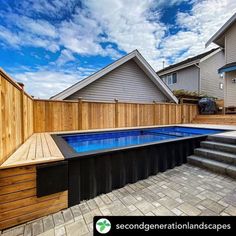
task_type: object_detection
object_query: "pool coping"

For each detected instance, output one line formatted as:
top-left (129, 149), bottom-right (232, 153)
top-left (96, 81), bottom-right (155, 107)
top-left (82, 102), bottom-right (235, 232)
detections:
top-left (51, 125), bottom-right (228, 160)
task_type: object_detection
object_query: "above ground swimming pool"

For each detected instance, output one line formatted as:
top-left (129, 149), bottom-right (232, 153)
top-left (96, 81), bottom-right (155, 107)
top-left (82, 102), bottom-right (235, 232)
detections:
top-left (55, 126), bottom-right (223, 157)
top-left (38, 126), bottom-right (225, 206)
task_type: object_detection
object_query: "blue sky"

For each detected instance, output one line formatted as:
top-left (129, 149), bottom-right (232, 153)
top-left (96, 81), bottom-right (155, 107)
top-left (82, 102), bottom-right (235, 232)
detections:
top-left (0, 0), bottom-right (236, 98)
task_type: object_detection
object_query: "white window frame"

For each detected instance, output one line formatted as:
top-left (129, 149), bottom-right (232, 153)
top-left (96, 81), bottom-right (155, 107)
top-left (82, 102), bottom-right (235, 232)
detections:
top-left (163, 73), bottom-right (177, 85)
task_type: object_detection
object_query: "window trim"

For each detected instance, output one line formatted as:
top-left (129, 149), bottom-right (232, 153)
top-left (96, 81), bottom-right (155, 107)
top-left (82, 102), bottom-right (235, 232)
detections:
top-left (163, 73), bottom-right (177, 85)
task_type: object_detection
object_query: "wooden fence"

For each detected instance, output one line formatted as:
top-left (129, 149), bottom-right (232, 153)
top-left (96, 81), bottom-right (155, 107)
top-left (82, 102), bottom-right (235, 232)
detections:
top-left (0, 70), bottom-right (33, 165)
top-left (33, 99), bottom-right (198, 132)
top-left (0, 69), bottom-right (198, 165)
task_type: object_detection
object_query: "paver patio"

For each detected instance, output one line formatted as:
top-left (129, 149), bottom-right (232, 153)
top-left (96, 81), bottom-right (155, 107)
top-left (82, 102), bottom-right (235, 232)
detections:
top-left (1, 164), bottom-right (236, 236)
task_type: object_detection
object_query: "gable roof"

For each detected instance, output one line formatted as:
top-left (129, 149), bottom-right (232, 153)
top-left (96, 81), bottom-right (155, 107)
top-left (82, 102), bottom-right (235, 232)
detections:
top-left (51, 50), bottom-right (178, 103)
top-left (206, 13), bottom-right (236, 47)
top-left (157, 48), bottom-right (219, 75)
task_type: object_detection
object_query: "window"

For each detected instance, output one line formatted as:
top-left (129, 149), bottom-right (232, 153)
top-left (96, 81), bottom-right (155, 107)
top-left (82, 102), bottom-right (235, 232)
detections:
top-left (163, 73), bottom-right (177, 85)
top-left (219, 82), bottom-right (224, 90)
top-left (172, 73), bottom-right (177, 84)
top-left (167, 75), bottom-right (172, 84)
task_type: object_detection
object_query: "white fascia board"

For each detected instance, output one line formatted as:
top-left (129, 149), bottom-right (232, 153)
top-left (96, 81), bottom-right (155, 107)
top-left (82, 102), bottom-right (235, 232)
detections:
top-left (158, 60), bottom-right (200, 76)
top-left (199, 48), bottom-right (222, 63)
top-left (205, 13), bottom-right (236, 47)
top-left (134, 52), bottom-right (178, 104)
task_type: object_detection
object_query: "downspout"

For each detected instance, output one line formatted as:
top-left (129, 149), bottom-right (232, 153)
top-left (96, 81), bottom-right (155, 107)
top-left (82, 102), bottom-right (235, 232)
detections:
top-left (194, 63), bottom-right (200, 95)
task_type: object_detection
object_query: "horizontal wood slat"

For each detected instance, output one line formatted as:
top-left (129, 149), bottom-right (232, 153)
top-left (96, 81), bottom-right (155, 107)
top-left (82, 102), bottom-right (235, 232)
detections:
top-left (0, 173), bottom-right (35, 187)
top-left (0, 192), bottom-right (67, 219)
top-left (0, 202), bottom-right (67, 230)
top-left (0, 165), bottom-right (68, 230)
top-left (0, 180), bottom-right (36, 195)
top-left (0, 165), bottom-right (35, 178)
top-left (0, 188), bottom-right (36, 204)
top-left (0, 192), bottom-right (67, 213)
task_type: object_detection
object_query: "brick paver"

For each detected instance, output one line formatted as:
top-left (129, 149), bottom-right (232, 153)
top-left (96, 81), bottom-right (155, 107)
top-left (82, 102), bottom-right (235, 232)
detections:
top-left (1, 164), bottom-right (236, 236)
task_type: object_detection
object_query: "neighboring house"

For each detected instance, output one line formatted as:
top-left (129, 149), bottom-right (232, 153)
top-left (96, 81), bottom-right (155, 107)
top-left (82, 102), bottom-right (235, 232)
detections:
top-left (51, 50), bottom-right (178, 103)
top-left (206, 13), bottom-right (236, 107)
top-left (157, 48), bottom-right (225, 99)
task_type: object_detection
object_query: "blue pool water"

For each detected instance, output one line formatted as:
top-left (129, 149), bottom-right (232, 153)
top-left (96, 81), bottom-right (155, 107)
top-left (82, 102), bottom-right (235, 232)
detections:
top-left (62, 126), bottom-right (223, 154)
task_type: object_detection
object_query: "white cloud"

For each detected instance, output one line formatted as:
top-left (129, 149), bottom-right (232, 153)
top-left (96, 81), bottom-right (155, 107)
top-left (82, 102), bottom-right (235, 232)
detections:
top-left (59, 17), bottom-right (103, 56)
top-left (0, 26), bottom-right (21, 47)
top-left (101, 45), bottom-right (123, 60)
top-left (83, 0), bottom-right (166, 68)
top-left (6, 14), bottom-right (58, 38)
top-left (11, 64), bottom-right (100, 99)
top-left (0, 25), bottom-right (60, 52)
top-left (0, 4), bottom-right (124, 62)
top-left (58, 9), bottom-right (124, 59)
top-left (15, 0), bottom-right (78, 18)
top-left (159, 0), bottom-right (236, 66)
top-left (22, 18), bottom-right (57, 38)
top-left (55, 49), bottom-right (76, 66)
top-left (13, 70), bottom-right (82, 98)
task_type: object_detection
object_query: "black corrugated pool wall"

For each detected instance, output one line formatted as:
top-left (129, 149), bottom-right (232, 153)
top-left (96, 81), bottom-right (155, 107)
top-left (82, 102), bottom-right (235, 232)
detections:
top-left (68, 136), bottom-right (206, 207)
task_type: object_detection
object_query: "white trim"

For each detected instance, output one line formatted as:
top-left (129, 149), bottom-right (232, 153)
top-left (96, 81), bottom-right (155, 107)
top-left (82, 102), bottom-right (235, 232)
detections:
top-left (199, 48), bottom-right (222, 63)
top-left (51, 50), bottom-right (178, 103)
top-left (205, 13), bottom-right (236, 47)
top-left (162, 73), bottom-right (177, 85)
top-left (157, 59), bottom-right (199, 76)
top-left (158, 48), bottom-right (222, 77)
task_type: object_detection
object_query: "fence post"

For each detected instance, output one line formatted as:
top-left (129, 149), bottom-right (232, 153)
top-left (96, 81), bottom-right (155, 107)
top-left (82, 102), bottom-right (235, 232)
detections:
top-left (181, 104), bottom-right (185, 123)
top-left (21, 88), bottom-right (25, 142)
top-left (136, 103), bottom-right (139, 127)
top-left (114, 99), bottom-right (119, 128)
top-left (153, 101), bottom-right (157, 125)
top-left (78, 98), bottom-right (83, 130)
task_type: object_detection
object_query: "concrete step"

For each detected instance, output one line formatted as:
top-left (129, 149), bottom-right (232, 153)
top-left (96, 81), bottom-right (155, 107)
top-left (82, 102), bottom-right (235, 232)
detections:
top-left (207, 135), bottom-right (236, 145)
top-left (194, 148), bottom-right (236, 165)
top-left (187, 155), bottom-right (236, 179)
top-left (201, 141), bottom-right (236, 154)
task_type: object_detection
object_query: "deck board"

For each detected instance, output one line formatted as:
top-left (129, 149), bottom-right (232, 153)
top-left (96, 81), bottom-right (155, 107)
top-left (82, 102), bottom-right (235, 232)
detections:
top-left (0, 133), bottom-right (64, 169)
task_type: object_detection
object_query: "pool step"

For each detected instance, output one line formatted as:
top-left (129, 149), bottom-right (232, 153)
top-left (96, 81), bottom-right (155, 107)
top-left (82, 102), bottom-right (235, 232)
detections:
top-left (201, 141), bottom-right (236, 154)
top-left (207, 135), bottom-right (236, 145)
top-left (187, 135), bottom-right (236, 179)
top-left (194, 148), bottom-right (236, 165)
top-left (187, 155), bottom-right (236, 179)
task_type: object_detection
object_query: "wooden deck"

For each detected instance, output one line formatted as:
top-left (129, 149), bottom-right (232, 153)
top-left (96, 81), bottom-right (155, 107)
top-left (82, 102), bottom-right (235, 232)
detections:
top-left (0, 133), bottom-right (64, 169)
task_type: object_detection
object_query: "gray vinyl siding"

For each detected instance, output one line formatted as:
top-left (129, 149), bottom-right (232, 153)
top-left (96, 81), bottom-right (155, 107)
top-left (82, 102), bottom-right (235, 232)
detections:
top-left (160, 66), bottom-right (199, 92)
top-left (66, 59), bottom-right (169, 102)
top-left (200, 50), bottom-right (225, 99)
top-left (225, 71), bottom-right (236, 106)
top-left (225, 23), bottom-right (236, 64)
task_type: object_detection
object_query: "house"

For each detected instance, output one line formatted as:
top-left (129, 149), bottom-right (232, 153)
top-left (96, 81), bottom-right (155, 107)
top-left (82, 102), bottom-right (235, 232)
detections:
top-left (51, 50), bottom-right (178, 103)
top-left (158, 13), bottom-right (236, 109)
top-left (157, 48), bottom-right (225, 99)
top-left (206, 13), bottom-right (236, 108)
